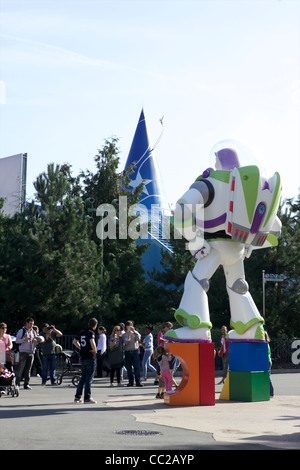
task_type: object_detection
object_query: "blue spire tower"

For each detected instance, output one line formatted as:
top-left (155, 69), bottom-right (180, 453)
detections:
top-left (124, 109), bottom-right (173, 278)
top-left (124, 109), bottom-right (169, 212)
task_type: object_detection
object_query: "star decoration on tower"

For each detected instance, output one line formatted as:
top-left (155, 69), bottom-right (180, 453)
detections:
top-left (129, 170), bottom-right (152, 195)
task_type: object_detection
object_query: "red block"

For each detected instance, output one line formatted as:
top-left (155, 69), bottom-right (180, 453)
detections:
top-left (199, 342), bottom-right (215, 405)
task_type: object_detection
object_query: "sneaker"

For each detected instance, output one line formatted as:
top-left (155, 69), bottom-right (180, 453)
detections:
top-left (136, 383), bottom-right (143, 387)
top-left (74, 397), bottom-right (83, 403)
top-left (127, 383), bottom-right (134, 387)
top-left (84, 397), bottom-right (97, 404)
top-left (24, 385), bottom-right (32, 390)
top-left (110, 383), bottom-right (114, 387)
top-left (117, 383), bottom-right (123, 387)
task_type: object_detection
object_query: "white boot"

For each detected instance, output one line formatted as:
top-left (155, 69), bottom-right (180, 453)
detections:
top-left (164, 271), bottom-right (212, 342)
top-left (227, 284), bottom-right (265, 340)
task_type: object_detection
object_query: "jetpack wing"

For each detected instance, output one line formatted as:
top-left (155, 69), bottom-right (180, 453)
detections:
top-left (225, 165), bottom-right (281, 247)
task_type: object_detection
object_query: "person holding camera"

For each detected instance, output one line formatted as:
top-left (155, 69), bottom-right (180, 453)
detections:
top-left (15, 317), bottom-right (44, 390)
top-left (123, 320), bottom-right (143, 387)
top-left (40, 323), bottom-right (63, 386)
top-left (108, 326), bottom-right (124, 386)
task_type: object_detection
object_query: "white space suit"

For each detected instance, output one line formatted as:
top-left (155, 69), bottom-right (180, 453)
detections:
top-left (164, 148), bottom-right (282, 343)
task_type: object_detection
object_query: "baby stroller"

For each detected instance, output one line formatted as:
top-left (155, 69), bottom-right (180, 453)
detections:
top-left (56, 349), bottom-right (81, 386)
top-left (0, 360), bottom-right (19, 398)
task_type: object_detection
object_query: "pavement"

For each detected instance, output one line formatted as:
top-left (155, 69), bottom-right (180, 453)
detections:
top-left (0, 370), bottom-right (299, 453)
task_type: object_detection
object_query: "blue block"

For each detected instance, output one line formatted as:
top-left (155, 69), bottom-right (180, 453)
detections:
top-left (229, 342), bottom-right (269, 372)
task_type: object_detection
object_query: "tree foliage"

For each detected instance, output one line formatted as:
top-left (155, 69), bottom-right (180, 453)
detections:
top-left (0, 138), bottom-right (149, 333)
top-left (0, 163), bottom-right (101, 332)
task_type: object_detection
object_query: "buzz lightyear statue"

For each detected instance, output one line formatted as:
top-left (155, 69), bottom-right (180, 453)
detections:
top-left (164, 144), bottom-right (282, 343)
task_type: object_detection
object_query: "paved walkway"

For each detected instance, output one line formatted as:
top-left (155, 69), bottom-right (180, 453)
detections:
top-left (0, 371), bottom-right (299, 451)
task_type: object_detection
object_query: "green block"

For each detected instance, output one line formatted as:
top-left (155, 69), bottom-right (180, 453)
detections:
top-left (229, 371), bottom-right (270, 402)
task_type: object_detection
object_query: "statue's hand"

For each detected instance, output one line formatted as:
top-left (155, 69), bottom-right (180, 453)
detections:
top-left (244, 245), bottom-right (253, 259)
top-left (190, 240), bottom-right (211, 259)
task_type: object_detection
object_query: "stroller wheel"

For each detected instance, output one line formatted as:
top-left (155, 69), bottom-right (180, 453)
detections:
top-left (56, 375), bottom-right (62, 385)
top-left (72, 375), bottom-right (81, 386)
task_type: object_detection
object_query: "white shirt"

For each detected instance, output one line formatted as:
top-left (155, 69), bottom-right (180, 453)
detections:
top-left (96, 333), bottom-right (107, 354)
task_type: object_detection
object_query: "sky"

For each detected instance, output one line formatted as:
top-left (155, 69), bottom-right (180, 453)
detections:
top-left (0, 0), bottom-right (299, 207)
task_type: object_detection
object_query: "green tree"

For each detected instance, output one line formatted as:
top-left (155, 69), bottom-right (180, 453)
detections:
top-left (261, 196), bottom-right (299, 337)
top-left (79, 138), bottom-right (149, 327)
top-left (0, 164), bottom-right (101, 332)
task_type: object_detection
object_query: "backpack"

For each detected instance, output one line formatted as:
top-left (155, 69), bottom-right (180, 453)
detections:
top-left (13, 327), bottom-right (36, 352)
top-left (13, 328), bottom-right (26, 353)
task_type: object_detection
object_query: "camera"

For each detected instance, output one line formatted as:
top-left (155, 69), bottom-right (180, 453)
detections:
top-left (47, 326), bottom-right (53, 330)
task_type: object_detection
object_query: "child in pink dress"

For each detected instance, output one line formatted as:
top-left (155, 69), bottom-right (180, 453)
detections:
top-left (156, 346), bottom-right (175, 395)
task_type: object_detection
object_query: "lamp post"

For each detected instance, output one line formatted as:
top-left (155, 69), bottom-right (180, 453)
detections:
top-left (262, 270), bottom-right (284, 318)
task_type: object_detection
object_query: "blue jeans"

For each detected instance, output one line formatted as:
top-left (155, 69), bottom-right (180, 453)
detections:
top-left (75, 358), bottom-right (96, 400)
top-left (42, 354), bottom-right (57, 384)
top-left (269, 360), bottom-right (274, 397)
top-left (16, 352), bottom-right (34, 386)
top-left (125, 350), bottom-right (141, 385)
top-left (142, 349), bottom-right (156, 378)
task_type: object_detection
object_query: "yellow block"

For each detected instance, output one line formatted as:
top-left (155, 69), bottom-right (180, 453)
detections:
top-left (219, 374), bottom-right (229, 400)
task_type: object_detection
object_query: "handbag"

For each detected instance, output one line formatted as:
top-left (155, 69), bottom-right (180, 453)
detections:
top-left (108, 337), bottom-right (124, 368)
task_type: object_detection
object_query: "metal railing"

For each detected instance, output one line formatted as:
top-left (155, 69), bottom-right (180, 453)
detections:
top-left (269, 338), bottom-right (300, 369)
top-left (56, 335), bottom-right (300, 369)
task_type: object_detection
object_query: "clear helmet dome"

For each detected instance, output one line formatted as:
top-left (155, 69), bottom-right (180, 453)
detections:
top-left (208, 139), bottom-right (268, 177)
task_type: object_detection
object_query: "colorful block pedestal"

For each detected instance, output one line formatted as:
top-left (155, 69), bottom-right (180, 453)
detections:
top-left (220, 371), bottom-right (270, 402)
top-left (164, 342), bottom-right (215, 406)
top-left (220, 341), bottom-right (270, 402)
top-left (229, 341), bottom-right (269, 372)
top-left (229, 371), bottom-right (270, 402)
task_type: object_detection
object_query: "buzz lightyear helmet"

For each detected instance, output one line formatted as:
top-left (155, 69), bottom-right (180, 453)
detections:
top-left (210, 139), bottom-right (268, 175)
top-left (215, 148), bottom-right (241, 170)
top-left (210, 140), bottom-right (243, 171)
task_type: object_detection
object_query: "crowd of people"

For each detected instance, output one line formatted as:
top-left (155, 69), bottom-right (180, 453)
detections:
top-left (72, 318), bottom-right (180, 403)
top-left (0, 318), bottom-right (274, 402)
top-left (0, 318), bottom-right (63, 393)
top-left (0, 317), bottom-right (180, 402)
